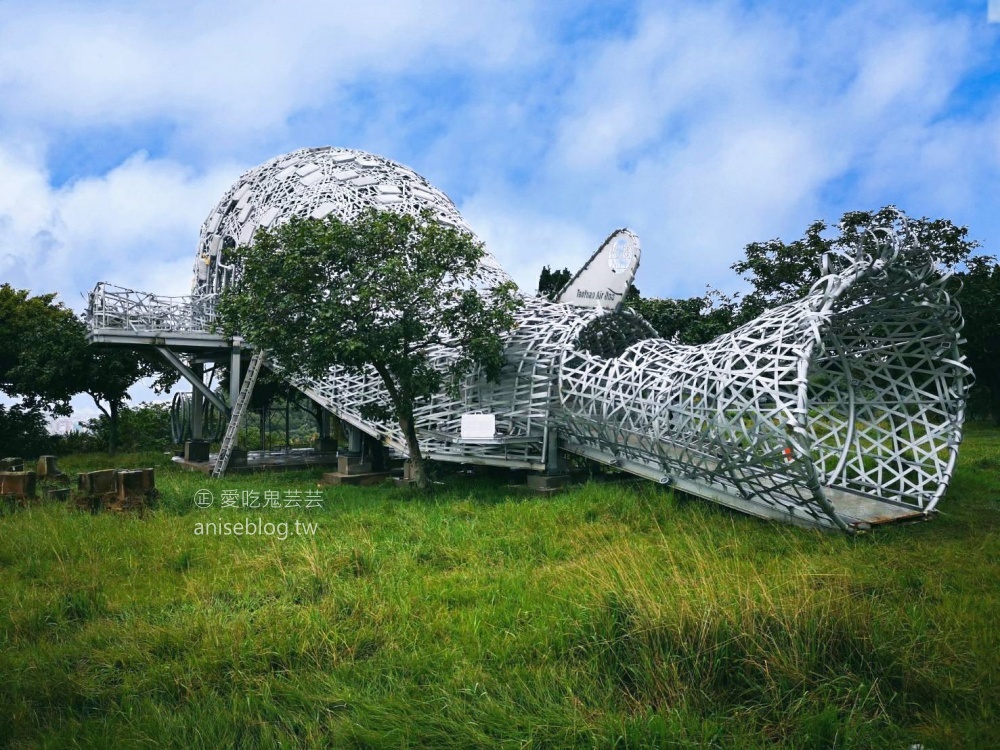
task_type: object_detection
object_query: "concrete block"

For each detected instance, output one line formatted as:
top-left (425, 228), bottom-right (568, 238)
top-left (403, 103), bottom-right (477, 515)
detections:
top-left (0, 471), bottom-right (36, 498)
top-left (338, 455), bottom-right (371, 475)
top-left (36, 455), bottom-right (62, 478)
top-left (185, 440), bottom-right (211, 462)
top-left (116, 469), bottom-right (155, 501)
top-left (78, 469), bottom-right (116, 494)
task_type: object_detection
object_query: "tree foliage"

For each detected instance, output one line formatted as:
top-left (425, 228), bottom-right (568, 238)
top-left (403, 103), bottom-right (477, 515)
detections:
top-left (956, 256), bottom-right (1000, 423)
top-left (0, 283), bottom-right (177, 453)
top-left (625, 291), bottom-right (738, 345)
top-left (81, 402), bottom-right (175, 453)
top-left (0, 404), bottom-right (52, 457)
top-left (733, 206), bottom-right (978, 322)
top-left (219, 208), bottom-right (521, 488)
top-left (79, 346), bottom-right (177, 453)
top-left (0, 284), bottom-right (81, 414)
top-left (537, 266), bottom-right (572, 300)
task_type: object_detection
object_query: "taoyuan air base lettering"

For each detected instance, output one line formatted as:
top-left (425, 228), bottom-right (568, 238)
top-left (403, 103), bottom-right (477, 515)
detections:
top-left (85, 147), bottom-right (970, 533)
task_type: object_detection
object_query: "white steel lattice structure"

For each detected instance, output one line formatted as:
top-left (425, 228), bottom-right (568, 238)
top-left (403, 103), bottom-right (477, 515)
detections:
top-left (88, 285), bottom-right (219, 333)
top-left (193, 147), bottom-right (511, 296)
top-left (86, 146), bottom-right (970, 532)
top-left (553, 235), bottom-right (970, 531)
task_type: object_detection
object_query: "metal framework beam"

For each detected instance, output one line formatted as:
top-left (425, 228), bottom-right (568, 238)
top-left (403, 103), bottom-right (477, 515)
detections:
top-left (155, 346), bottom-right (229, 416)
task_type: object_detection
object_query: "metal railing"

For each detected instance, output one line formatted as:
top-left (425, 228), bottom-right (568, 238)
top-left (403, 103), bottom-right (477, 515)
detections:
top-left (86, 282), bottom-right (219, 333)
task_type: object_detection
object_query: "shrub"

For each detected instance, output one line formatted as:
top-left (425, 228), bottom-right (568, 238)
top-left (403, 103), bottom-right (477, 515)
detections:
top-left (79, 402), bottom-right (176, 453)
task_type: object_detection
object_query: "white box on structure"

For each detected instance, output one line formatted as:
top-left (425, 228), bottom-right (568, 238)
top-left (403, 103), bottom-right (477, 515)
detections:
top-left (461, 414), bottom-right (496, 440)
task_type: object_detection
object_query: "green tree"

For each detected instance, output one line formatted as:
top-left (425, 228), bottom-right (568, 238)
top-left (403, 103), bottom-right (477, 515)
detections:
top-left (537, 265), bottom-right (572, 300)
top-left (626, 290), bottom-right (738, 345)
top-left (78, 346), bottom-right (177, 454)
top-left (82, 402), bottom-right (174, 452)
top-left (0, 404), bottom-right (52, 457)
top-left (0, 284), bottom-right (176, 454)
top-left (0, 284), bottom-right (80, 415)
top-left (956, 256), bottom-right (1000, 423)
top-left (219, 208), bottom-right (521, 489)
top-left (733, 206), bottom-right (977, 322)
top-left (14, 317), bottom-right (176, 454)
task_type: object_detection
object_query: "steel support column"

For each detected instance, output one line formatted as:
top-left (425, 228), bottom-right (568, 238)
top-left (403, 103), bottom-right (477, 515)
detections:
top-left (230, 337), bottom-right (243, 410)
top-left (191, 361), bottom-right (204, 440)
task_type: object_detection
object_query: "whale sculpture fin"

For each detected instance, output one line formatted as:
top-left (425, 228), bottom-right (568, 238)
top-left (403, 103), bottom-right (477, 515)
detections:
top-left (557, 228), bottom-right (641, 312)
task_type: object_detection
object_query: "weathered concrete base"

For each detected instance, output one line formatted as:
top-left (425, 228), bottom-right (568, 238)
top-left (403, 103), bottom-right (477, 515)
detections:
top-left (75, 468), bottom-right (156, 512)
top-left (184, 440), bottom-right (211, 462)
top-left (526, 473), bottom-right (571, 493)
top-left (338, 455), bottom-right (372, 475)
top-left (78, 469), bottom-right (116, 495)
top-left (109, 468), bottom-right (156, 511)
top-left (0, 471), bottom-right (36, 499)
top-left (323, 471), bottom-right (391, 487)
top-left (36, 455), bottom-right (63, 478)
top-left (116, 468), bottom-right (155, 499)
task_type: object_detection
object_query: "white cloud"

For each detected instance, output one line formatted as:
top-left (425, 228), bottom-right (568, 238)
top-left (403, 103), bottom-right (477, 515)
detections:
top-left (0, 0), bottom-right (541, 142)
top-left (461, 196), bottom-right (600, 293)
top-left (0, 147), bottom-right (239, 306)
top-left (457, 1), bottom-right (991, 298)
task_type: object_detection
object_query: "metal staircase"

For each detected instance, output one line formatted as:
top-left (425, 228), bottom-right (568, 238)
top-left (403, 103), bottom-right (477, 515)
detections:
top-left (212, 349), bottom-right (265, 478)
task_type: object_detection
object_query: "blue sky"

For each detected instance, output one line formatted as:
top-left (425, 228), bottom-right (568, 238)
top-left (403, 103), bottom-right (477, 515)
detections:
top-left (1, 0), bottom-right (998, 417)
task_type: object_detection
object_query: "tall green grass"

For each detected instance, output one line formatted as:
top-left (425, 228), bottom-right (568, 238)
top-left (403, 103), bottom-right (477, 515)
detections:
top-left (1, 430), bottom-right (998, 748)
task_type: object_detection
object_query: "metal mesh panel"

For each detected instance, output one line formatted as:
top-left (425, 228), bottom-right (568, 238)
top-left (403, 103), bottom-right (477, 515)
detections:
top-left (193, 146), bottom-right (511, 296)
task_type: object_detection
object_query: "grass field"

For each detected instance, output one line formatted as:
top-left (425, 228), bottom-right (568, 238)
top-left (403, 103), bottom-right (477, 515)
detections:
top-left (1, 427), bottom-right (998, 748)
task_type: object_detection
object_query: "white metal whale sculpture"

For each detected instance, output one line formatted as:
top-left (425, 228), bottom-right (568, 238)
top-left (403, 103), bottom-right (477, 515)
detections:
top-left (87, 147), bottom-right (970, 531)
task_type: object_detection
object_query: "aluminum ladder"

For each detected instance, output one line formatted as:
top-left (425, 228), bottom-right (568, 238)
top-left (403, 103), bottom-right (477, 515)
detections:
top-left (212, 349), bottom-right (265, 478)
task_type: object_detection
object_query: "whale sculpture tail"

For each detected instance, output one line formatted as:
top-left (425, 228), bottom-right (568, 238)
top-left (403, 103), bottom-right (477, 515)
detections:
top-left (555, 216), bottom-right (970, 531)
top-left (557, 229), bottom-right (641, 312)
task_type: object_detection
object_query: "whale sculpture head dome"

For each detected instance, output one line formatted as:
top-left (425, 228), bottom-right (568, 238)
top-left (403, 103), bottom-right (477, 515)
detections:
top-left (192, 146), bottom-right (513, 296)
